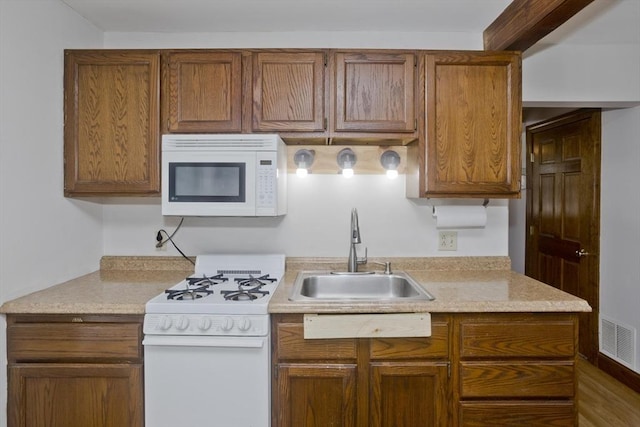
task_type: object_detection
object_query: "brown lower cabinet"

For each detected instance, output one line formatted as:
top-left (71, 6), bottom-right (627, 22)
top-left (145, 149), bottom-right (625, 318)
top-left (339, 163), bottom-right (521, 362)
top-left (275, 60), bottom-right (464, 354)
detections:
top-left (272, 313), bottom-right (451, 427)
top-left (6, 311), bottom-right (578, 426)
top-left (272, 312), bottom-right (579, 427)
top-left (6, 314), bottom-right (144, 427)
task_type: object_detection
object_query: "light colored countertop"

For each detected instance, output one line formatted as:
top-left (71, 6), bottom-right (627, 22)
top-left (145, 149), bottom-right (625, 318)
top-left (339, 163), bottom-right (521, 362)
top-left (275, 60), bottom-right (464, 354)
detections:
top-left (270, 269), bottom-right (592, 313)
top-left (0, 257), bottom-right (192, 315)
top-left (0, 256), bottom-right (591, 315)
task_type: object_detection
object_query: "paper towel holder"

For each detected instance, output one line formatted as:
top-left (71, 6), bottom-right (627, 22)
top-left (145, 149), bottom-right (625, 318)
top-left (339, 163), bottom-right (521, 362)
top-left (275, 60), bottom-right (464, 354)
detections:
top-left (431, 199), bottom-right (490, 213)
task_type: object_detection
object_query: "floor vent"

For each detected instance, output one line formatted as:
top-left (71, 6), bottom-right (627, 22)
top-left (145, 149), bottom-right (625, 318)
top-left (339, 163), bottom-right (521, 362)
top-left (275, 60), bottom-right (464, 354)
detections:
top-left (600, 315), bottom-right (636, 370)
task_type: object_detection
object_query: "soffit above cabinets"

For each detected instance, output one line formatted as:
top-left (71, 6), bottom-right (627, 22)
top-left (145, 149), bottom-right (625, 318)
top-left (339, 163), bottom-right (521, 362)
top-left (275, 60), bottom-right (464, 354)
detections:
top-left (60, 0), bottom-right (638, 46)
top-left (60, 0), bottom-right (512, 33)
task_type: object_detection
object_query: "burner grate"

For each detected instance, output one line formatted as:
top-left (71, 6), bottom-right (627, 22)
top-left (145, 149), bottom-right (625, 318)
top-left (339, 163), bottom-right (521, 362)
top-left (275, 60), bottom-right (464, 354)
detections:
top-left (235, 274), bottom-right (277, 290)
top-left (186, 274), bottom-right (228, 287)
top-left (221, 288), bottom-right (269, 301)
top-left (165, 285), bottom-right (213, 301)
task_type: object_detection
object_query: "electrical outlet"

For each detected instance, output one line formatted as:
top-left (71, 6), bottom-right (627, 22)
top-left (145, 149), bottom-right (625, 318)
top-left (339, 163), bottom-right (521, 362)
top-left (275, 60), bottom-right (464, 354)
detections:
top-left (155, 230), bottom-right (166, 251)
top-left (438, 231), bottom-right (457, 251)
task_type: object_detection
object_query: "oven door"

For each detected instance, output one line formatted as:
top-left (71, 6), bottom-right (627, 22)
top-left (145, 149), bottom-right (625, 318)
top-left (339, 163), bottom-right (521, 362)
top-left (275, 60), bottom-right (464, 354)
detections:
top-left (143, 335), bottom-right (270, 427)
top-left (161, 151), bottom-right (257, 216)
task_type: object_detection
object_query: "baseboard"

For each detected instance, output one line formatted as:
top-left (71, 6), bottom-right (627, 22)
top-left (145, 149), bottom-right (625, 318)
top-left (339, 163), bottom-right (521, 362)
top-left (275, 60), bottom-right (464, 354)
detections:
top-left (597, 352), bottom-right (640, 393)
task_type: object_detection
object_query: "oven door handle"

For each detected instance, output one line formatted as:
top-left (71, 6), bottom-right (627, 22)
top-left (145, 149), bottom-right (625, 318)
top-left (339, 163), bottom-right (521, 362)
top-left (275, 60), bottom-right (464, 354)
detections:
top-left (143, 335), bottom-right (266, 348)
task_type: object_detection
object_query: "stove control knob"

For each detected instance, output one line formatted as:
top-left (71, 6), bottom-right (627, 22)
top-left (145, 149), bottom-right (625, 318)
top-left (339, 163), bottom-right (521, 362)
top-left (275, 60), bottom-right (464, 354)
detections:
top-left (238, 317), bottom-right (252, 332)
top-left (175, 316), bottom-right (190, 331)
top-left (220, 317), bottom-right (234, 332)
top-left (158, 316), bottom-right (173, 331)
top-left (198, 317), bottom-right (212, 331)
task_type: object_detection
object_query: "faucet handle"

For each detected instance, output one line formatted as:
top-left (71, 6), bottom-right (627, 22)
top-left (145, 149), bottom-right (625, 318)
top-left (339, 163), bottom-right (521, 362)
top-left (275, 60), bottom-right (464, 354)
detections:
top-left (357, 247), bottom-right (368, 266)
top-left (373, 261), bottom-right (392, 275)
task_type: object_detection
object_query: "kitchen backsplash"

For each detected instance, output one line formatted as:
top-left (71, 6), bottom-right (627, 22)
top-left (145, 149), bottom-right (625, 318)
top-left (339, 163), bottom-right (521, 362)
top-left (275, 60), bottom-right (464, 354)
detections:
top-left (102, 174), bottom-right (509, 258)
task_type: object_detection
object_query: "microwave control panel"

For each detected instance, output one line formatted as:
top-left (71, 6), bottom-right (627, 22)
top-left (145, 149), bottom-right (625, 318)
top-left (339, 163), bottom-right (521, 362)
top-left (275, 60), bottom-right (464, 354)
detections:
top-left (256, 158), bottom-right (277, 209)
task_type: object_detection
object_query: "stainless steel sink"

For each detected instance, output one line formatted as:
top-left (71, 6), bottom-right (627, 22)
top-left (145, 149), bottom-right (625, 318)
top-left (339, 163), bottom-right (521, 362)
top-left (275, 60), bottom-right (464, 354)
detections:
top-left (288, 271), bottom-right (435, 301)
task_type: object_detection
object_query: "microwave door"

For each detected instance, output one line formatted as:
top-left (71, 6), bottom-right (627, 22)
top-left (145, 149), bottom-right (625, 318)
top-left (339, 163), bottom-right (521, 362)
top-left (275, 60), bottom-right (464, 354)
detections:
top-left (162, 153), bottom-right (256, 216)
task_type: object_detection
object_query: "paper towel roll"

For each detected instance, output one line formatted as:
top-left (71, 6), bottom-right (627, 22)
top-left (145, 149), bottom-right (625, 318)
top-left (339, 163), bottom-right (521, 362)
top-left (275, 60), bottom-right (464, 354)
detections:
top-left (432, 206), bottom-right (487, 229)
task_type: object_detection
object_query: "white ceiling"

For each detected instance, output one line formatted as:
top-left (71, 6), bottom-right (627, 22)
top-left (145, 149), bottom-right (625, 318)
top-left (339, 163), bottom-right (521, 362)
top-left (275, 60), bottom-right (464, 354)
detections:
top-left (60, 0), bottom-right (639, 45)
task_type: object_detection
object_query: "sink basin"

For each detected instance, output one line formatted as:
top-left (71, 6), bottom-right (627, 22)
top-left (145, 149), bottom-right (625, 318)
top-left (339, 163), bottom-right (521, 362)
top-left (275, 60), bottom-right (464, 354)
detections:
top-left (289, 271), bottom-right (435, 302)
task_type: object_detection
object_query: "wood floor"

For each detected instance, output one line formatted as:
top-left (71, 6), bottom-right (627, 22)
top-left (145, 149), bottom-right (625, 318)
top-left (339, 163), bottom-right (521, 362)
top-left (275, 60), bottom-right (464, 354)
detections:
top-left (578, 358), bottom-right (640, 426)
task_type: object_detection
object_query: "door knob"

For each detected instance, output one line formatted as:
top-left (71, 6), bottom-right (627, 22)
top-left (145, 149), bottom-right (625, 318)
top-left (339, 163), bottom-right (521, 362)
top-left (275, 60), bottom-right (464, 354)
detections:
top-left (576, 249), bottom-right (590, 258)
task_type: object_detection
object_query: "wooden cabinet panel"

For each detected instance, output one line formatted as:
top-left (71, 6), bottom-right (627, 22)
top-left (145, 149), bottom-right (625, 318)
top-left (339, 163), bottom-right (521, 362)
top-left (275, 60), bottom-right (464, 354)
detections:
top-left (274, 313), bottom-right (578, 427)
top-left (64, 50), bottom-right (160, 196)
top-left (460, 361), bottom-right (574, 398)
top-left (370, 362), bottom-right (449, 427)
top-left (459, 320), bottom-right (575, 358)
top-left (253, 52), bottom-right (326, 133)
top-left (165, 51), bottom-right (243, 132)
top-left (459, 401), bottom-right (575, 427)
top-left (8, 322), bottom-right (142, 362)
top-left (272, 314), bottom-right (451, 427)
top-left (62, 48), bottom-right (525, 195)
top-left (8, 363), bottom-right (143, 427)
top-left (275, 321), bottom-right (357, 360)
top-left (275, 363), bottom-right (357, 427)
top-left (419, 51), bottom-right (521, 198)
top-left (370, 319), bottom-right (449, 360)
top-left (6, 315), bottom-right (144, 427)
top-left (333, 51), bottom-right (417, 136)
top-left (453, 313), bottom-right (579, 426)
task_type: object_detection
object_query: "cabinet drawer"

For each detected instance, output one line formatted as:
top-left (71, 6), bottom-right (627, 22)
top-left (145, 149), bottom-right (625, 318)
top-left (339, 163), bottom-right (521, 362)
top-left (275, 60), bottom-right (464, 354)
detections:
top-left (275, 322), bottom-right (357, 360)
top-left (8, 322), bottom-right (142, 362)
top-left (460, 361), bottom-right (574, 398)
top-left (459, 401), bottom-right (575, 426)
top-left (459, 318), bottom-right (575, 358)
top-left (370, 321), bottom-right (449, 360)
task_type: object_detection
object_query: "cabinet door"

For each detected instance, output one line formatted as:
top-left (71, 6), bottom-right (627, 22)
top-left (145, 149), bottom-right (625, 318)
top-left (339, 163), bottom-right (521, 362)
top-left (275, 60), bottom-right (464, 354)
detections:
top-left (275, 363), bottom-right (357, 427)
top-left (64, 50), bottom-right (160, 196)
top-left (333, 51), bottom-right (417, 134)
top-left (8, 363), bottom-right (143, 427)
top-left (253, 52), bottom-right (326, 133)
top-left (424, 51), bottom-right (521, 197)
top-left (370, 362), bottom-right (449, 427)
top-left (165, 51), bottom-right (243, 132)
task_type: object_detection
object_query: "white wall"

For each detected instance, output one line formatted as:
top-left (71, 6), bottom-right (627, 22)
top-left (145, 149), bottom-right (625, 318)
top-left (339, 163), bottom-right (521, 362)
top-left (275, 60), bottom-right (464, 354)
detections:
top-left (104, 31), bottom-right (483, 50)
top-left (103, 177), bottom-right (509, 258)
top-left (0, 1), bottom-right (104, 424)
top-left (522, 43), bottom-right (640, 106)
top-left (0, 0), bottom-right (104, 299)
top-left (600, 106), bottom-right (640, 373)
top-left (522, 0), bottom-right (640, 107)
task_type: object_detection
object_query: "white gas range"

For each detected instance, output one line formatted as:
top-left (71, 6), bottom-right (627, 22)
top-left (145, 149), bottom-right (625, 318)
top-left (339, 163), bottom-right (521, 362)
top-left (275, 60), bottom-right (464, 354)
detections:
top-left (143, 254), bottom-right (285, 427)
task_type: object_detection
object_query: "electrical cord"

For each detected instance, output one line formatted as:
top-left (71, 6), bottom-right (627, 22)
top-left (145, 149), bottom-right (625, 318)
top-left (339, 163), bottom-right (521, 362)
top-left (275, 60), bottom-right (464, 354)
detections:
top-left (155, 217), bottom-right (195, 265)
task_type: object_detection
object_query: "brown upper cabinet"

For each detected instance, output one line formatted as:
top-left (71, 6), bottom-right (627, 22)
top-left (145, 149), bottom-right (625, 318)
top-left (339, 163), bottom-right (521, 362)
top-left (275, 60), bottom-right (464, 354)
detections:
top-left (331, 51), bottom-right (418, 143)
top-left (162, 50), bottom-right (418, 144)
top-left (64, 50), bottom-right (160, 196)
top-left (407, 51), bottom-right (522, 198)
top-left (64, 48), bottom-right (522, 198)
top-left (164, 50), bottom-right (243, 133)
top-left (252, 51), bottom-right (327, 137)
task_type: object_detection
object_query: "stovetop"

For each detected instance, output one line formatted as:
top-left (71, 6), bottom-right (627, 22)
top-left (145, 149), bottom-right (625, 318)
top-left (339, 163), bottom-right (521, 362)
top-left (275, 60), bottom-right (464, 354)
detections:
top-left (145, 254), bottom-right (285, 315)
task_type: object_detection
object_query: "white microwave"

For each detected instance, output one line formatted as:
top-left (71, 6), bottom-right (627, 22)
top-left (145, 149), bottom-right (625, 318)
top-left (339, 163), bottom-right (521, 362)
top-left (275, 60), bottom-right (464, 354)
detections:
top-left (161, 134), bottom-right (287, 217)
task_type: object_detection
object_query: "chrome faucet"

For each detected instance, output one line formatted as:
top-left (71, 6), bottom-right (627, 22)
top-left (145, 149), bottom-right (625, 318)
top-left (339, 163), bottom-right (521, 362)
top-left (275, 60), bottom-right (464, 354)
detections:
top-left (347, 208), bottom-right (367, 272)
